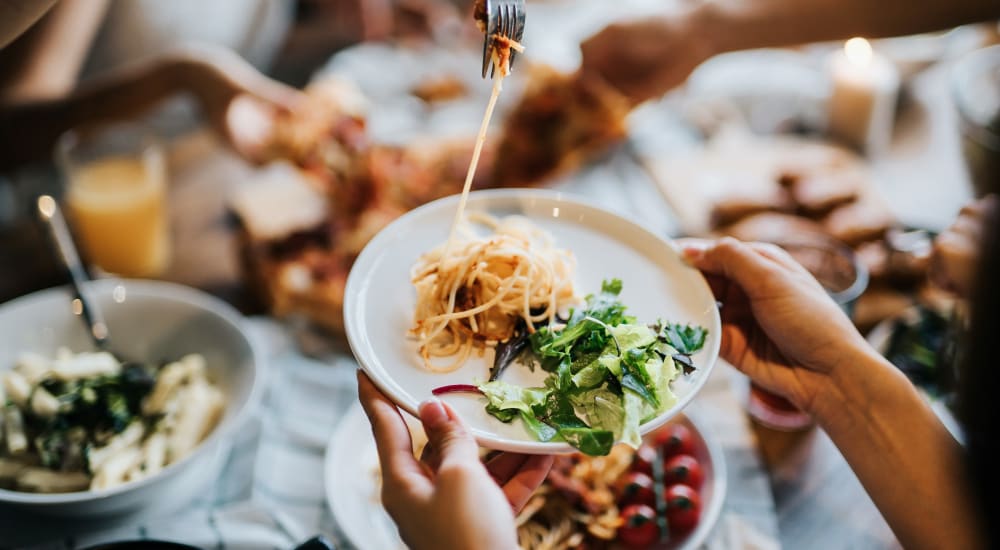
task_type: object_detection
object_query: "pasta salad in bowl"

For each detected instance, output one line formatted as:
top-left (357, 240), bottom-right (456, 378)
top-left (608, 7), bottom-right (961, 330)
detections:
top-left (0, 280), bottom-right (259, 516)
top-left (1, 350), bottom-right (224, 493)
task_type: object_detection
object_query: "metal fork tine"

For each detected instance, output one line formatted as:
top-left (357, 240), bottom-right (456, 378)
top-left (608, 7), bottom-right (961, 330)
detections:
top-left (503, 2), bottom-right (513, 39)
top-left (495, 2), bottom-right (503, 38)
top-left (482, 0), bottom-right (495, 78)
top-left (482, 38), bottom-right (491, 78)
top-left (491, 1), bottom-right (507, 78)
top-left (482, 0), bottom-right (526, 79)
top-left (515, 0), bottom-right (525, 41)
top-left (509, 0), bottom-right (525, 71)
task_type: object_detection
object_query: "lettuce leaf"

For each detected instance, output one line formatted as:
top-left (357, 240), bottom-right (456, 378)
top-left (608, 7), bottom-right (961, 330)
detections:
top-left (645, 355), bottom-right (679, 413)
top-left (620, 391), bottom-right (645, 448)
top-left (571, 388), bottom-right (625, 439)
top-left (519, 410), bottom-right (558, 442)
top-left (610, 324), bottom-right (656, 351)
top-left (620, 348), bottom-right (659, 408)
top-left (558, 427), bottom-right (615, 456)
top-left (479, 381), bottom-right (548, 414)
top-left (659, 323), bottom-right (707, 355)
top-left (571, 361), bottom-right (608, 389)
top-left (598, 354), bottom-right (622, 377)
top-left (477, 281), bottom-right (708, 456)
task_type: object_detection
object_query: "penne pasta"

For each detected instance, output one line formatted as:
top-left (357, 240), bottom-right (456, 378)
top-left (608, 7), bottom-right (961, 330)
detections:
top-left (18, 467), bottom-right (91, 493)
top-left (90, 446), bottom-right (143, 491)
top-left (180, 353), bottom-right (206, 375)
top-left (3, 405), bottom-right (27, 455)
top-left (0, 456), bottom-right (27, 485)
top-left (166, 381), bottom-right (224, 460)
top-left (143, 359), bottom-right (194, 415)
top-left (86, 421), bottom-right (145, 473)
top-left (1, 350), bottom-right (224, 493)
top-left (29, 387), bottom-right (62, 419)
top-left (139, 432), bottom-right (167, 478)
top-left (2, 371), bottom-right (31, 408)
top-left (51, 351), bottom-right (120, 380)
top-left (15, 352), bottom-right (51, 384)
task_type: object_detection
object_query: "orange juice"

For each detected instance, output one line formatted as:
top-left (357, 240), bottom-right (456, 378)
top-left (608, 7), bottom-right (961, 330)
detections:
top-left (66, 153), bottom-right (169, 277)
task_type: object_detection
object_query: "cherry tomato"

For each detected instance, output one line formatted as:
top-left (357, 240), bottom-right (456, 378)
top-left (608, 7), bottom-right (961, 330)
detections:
top-left (614, 471), bottom-right (656, 507)
top-left (618, 504), bottom-right (659, 548)
top-left (654, 423), bottom-right (695, 457)
top-left (663, 454), bottom-right (705, 490)
top-left (665, 484), bottom-right (702, 534)
top-left (630, 444), bottom-right (657, 476)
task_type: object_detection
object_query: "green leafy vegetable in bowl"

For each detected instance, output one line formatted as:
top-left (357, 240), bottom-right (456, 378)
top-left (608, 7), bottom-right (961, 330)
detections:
top-left (438, 280), bottom-right (707, 456)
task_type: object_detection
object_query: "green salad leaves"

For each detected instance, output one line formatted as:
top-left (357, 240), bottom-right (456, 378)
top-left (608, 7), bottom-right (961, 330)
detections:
top-left (476, 279), bottom-right (708, 456)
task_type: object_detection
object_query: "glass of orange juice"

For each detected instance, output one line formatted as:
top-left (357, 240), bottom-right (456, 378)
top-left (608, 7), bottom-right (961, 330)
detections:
top-left (56, 123), bottom-right (170, 278)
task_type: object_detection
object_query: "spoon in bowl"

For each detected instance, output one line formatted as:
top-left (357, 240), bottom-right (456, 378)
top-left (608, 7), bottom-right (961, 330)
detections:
top-left (36, 194), bottom-right (115, 354)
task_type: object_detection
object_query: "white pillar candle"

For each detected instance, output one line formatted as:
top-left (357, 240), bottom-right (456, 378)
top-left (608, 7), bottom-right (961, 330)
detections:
top-left (827, 38), bottom-right (900, 154)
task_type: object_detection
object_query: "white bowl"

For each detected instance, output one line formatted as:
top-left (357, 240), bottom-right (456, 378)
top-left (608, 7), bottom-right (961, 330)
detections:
top-left (0, 279), bottom-right (261, 516)
top-left (344, 189), bottom-right (721, 454)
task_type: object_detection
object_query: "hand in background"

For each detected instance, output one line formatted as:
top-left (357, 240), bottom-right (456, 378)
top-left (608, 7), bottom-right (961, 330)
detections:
top-left (580, 13), bottom-right (714, 106)
top-left (358, 371), bottom-right (552, 550)
top-left (932, 194), bottom-right (998, 297)
top-left (171, 45), bottom-right (305, 162)
top-left (681, 238), bottom-right (874, 413)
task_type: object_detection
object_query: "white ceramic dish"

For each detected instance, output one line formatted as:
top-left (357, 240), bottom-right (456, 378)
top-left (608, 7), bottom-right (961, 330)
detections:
top-left (344, 189), bottom-right (722, 454)
top-left (324, 404), bottom-right (727, 550)
top-left (0, 279), bottom-right (261, 516)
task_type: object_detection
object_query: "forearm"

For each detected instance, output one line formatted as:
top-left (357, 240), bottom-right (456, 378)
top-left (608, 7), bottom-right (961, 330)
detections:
top-left (0, 57), bottom-right (189, 172)
top-left (812, 349), bottom-right (983, 550)
top-left (0, 0), bottom-right (57, 48)
top-left (698, 0), bottom-right (1000, 56)
top-left (0, 0), bottom-right (109, 103)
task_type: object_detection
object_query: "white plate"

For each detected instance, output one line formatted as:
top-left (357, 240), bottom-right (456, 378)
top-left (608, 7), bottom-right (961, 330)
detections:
top-left (324, 404), bottom-right (728, 550)
top-left (344, 189), bottom-right (722, 454)
top-left (325, 405), bottom-right (406, 550)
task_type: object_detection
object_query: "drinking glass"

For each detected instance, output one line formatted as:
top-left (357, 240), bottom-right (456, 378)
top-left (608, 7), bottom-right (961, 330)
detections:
top-left (56, 123), bottom-right (170, 278)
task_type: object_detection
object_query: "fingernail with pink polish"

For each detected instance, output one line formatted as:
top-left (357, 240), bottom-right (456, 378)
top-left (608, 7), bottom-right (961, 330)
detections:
top-left (681, 246), bottom-right (704, 263)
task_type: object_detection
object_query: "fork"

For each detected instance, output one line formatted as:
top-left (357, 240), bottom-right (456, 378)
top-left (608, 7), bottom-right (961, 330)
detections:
top-left (36, 195), bottom-right (141, 365)
top-left (481, 0), bottom-right (526, 79)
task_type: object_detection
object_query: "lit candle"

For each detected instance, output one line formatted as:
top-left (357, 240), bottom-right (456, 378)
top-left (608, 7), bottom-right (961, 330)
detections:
top-left (827, 37), bottom-right (900, 154)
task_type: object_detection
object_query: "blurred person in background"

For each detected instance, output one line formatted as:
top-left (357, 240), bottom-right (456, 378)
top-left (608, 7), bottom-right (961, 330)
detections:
top-left (0, 0), bottom-right (298, 171)
top-left (0, 0), bottom-right (459, 172)
top-left (579, 0), bottom-right (999, 107)
top-left (0, 0), bottom-right (462, 305)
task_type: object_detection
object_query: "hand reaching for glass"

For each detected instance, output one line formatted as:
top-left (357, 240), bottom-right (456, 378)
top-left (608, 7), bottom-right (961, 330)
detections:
top-left (357, 371), bottom-right (552, 550)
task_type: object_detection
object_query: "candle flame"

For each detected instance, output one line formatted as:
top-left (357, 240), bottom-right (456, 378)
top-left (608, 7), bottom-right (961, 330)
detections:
top-left (844, 37), bottom-right (873, 67)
